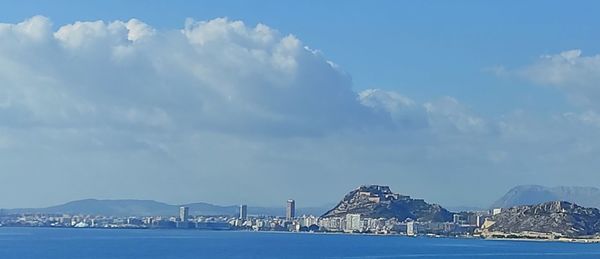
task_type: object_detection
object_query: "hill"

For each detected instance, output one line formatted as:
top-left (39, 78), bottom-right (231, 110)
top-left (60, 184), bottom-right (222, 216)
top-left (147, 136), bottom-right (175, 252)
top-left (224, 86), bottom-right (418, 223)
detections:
top-left (483, 201), bottom-right (600, 238)
top-left (3, 199), bottom-right (329, 217)
top-left (321, 185), bottom-right (452, 222)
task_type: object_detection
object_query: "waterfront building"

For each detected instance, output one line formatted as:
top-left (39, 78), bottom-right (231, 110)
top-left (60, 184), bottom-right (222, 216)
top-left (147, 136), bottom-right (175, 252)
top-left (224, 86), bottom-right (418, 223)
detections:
top-left (467, 214), bottom-right (484, 227)
top-left (476, 215), bottom-right (484, 227)
top-left (286, 200), bottom-right (295, 220)
top-left (318, 217), bottom-right (343, 231)
top-left (301, 215), bottom-right (318, 227)
top-left (365, 218), bottom-right (385, 231)
top-left (239, 205), bottom-right (248, 220)
top-left (179, 206), bottom-right (189, 222)
top-left (127, 217), bottom-right (143, 225)
top-left (345, 214), bottom-right (361, 232)
top-left (407, 221), bottom-right (417, 236)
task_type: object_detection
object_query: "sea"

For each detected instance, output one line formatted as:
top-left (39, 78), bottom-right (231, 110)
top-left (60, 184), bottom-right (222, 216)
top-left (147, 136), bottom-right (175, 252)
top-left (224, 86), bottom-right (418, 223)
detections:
top-left (1, 228), bottom-right (600, 258)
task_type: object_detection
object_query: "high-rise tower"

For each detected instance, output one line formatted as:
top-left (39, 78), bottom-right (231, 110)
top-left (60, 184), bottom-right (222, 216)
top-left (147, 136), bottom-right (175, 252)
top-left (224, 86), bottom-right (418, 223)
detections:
top-left (239, 204), bottom-right (248, 220)
top-left (179, 206), bottom-right (189, 222)
top-left (286, 199), bottom-right (295, 220)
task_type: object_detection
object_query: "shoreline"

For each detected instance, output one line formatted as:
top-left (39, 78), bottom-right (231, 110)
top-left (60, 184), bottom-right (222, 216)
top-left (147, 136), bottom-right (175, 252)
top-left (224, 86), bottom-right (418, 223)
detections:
top-left (483, 236), bottom-right (600, 244)
top-left (3, 226), bottom-right (600, 244)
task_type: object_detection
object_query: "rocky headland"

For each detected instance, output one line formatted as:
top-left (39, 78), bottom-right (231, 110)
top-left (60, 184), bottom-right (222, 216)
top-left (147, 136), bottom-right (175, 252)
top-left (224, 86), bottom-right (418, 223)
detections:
top-left (322, 185), bottom-right (453, 222)
top-left (481, 201), bottom-right (600, 239)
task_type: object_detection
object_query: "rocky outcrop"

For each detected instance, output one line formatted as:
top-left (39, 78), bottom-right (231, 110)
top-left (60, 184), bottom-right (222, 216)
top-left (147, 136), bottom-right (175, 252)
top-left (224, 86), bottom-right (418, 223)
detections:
top-left (483, 201), bottom-right (600, 237)
top-left (321, 185), bottom-right (452, 222)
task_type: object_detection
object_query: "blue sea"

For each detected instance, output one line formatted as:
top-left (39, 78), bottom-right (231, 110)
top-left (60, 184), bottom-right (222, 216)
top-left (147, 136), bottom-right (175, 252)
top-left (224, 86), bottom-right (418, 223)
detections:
top-left (1, 228), bottom-right (600, 258)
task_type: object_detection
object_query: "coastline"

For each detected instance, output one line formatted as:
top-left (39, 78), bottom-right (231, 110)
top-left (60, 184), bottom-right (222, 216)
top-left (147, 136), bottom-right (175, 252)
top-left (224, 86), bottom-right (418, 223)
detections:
top-left (3, 225), bottom-right (600, 244)
top-left (483, 236), bottom-right (600, 244)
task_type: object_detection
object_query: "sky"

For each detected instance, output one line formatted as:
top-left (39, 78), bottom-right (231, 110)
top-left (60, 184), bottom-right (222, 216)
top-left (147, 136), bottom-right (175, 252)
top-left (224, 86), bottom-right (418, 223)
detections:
top-left (1, 0), bottom-right (600, 209)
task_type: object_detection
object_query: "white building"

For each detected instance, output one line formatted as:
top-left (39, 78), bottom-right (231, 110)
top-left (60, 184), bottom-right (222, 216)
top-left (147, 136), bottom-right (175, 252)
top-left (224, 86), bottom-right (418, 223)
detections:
top-left (179, 206), bottom-right (189, 222)
top-left (492, 208), bottom-right (503, 215)
top-left (318, 217), bottom-right (343, 231)
top-left (301, 215), bottom-right (318, 227)
top-left (407, 221), bottom-right (417, 236)
top-left (345, 214), bottom-right (362, 232)
top-left (239, 205), bottom-right (248, 220)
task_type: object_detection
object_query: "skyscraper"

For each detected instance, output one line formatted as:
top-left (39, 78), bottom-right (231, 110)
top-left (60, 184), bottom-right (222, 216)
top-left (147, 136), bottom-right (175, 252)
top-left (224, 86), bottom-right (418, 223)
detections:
top-left (286, 199), bottom-right (295, 220)
top-left (179, 206), bottom-right (189, 222)
top-left (239, 204), bottom-right (248, 220)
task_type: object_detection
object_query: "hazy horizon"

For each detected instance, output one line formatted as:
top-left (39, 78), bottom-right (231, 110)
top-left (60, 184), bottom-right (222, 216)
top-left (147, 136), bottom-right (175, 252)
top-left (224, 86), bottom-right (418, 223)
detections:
top-left (2, 1), bottom-right (600, 209)
top-left (0, 197), bottom-right (337, 211)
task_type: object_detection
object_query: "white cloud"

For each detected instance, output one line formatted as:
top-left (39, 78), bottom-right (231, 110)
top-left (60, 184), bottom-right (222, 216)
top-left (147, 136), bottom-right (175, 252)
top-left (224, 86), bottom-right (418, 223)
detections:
top-left (516, 49), bottom-right (600, 107)
top-left (1, 16), bottom-right (378, 138)
top-left (359, 89), bottom-right (488, 134)
top-left (424, 97), bottom-right (489, 134)
top-left (358, 89), bottom-right (427, 129)
top-left (1, 16), bottom-right (489, 141)
top-left (124, 19), bottom-right (155, 42)
top-left (0, 16), bottom-right (52, 42)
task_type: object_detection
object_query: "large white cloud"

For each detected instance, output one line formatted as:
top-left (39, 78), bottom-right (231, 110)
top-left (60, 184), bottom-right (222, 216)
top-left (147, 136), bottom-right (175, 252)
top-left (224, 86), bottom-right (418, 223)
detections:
top-left (0, 16), bottom-right (495, 141)
top-left (0, 16), bottom-right (379, 139)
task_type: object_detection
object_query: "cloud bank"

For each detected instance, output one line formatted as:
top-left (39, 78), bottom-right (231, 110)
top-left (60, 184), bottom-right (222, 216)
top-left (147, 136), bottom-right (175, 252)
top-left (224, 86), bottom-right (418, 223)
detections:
top-left (0, 16), bottom-right (378, 138)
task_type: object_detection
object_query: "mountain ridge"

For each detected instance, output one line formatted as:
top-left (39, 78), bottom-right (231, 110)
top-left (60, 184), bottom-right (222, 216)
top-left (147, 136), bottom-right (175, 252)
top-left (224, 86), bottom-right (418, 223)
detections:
top-left (491, 185), bottom-right (600, 209)
top-left (1, 199), bottom-right (330, 217)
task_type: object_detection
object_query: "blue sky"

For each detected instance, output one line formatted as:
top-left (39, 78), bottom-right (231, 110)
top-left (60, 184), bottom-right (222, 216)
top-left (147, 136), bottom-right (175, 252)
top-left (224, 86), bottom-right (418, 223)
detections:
top-left (1, 1), bottom-right (600, 209)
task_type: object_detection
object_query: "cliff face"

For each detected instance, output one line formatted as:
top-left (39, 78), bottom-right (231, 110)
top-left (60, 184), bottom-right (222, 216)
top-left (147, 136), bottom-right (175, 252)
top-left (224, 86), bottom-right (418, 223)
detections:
top-left (485, 201), bottom-right (600, 237)
top-left (321, 185), bottom-right (452, 222)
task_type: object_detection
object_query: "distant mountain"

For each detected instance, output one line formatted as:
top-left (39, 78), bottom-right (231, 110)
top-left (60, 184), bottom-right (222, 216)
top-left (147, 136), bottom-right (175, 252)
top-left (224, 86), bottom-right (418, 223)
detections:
top-left (3, 199), bottom-right (330, 217)
top-left (6, 199), bottom-right (174, 216)
top-left (322, 185), bottom-right (453, 222)
top-left (483, 201), bottom-right (600, 238)
top-left (491, 185), bottom-right (600, 209)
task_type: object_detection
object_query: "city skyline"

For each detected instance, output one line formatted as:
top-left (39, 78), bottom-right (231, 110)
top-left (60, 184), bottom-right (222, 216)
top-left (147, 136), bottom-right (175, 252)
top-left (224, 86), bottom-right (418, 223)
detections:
top-left (2, 1), bottom-right (600, 209)
top-left (6, 184), bottom-right (594, 241)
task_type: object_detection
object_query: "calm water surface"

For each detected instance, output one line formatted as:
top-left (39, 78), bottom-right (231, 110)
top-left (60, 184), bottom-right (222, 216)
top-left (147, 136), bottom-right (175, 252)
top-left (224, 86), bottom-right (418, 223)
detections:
top-left (1, 227), bottom-right (600, 258)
